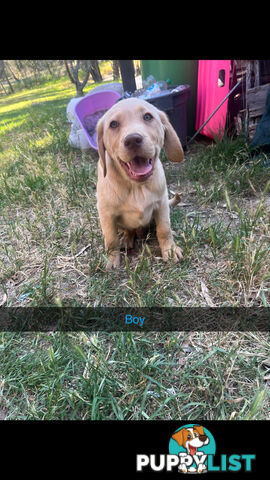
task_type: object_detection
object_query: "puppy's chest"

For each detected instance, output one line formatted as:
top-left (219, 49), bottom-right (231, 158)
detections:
top-left (117, 191), bottom-right (159, 229)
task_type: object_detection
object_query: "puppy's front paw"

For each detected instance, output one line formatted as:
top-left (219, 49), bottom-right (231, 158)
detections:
top-left (179, 464), bottom-right (187, 473)
top-left (162, 243), bottom-right (183, 263)
top-left (106, 252), bottom-right (121, 271)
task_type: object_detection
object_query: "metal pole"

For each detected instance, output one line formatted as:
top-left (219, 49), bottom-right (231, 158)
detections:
top-left (187, 79), bottom-right (242, 145)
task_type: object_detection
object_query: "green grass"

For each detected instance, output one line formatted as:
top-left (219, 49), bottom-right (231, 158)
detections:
top-left (184, 135), bottom-right (269, 202)
top-left (0, 77), bottom-right (270, 419)
top-left (0, 331), bottom-right (269, 420)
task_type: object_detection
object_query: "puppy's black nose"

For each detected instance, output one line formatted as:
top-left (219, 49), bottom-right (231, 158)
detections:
top-left (124, 133), bottom-right (143, 149)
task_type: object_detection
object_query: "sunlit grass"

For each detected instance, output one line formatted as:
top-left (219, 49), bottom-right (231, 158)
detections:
top-left (0, 76), bottom-right (99, 143)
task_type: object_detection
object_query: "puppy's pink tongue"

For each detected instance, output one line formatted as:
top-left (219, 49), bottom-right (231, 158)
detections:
top-left (129, 157), bottom-right (152, 175)
top-left (189, 446), bottom-right (197, 456)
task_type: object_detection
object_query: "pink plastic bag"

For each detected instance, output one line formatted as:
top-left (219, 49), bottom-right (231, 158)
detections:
top-left (195, 60), bottom-right (231, 139)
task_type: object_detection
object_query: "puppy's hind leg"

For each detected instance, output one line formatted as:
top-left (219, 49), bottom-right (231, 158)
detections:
top-left (169, 193), bottom-right (181, 207)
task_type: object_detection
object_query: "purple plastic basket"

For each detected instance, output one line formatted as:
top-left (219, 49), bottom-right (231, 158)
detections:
top-left (74, 90), bottom-right (122, 150)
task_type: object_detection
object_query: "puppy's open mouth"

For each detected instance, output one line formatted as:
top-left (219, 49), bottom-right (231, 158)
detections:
top-left (188, 445), bottom-right (197, 456)
top-left (120, 156), bottom-right (154, 181)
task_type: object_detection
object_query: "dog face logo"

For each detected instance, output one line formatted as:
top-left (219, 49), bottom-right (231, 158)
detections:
top-left (169, 424), bottom-right (216, 474)
top-left (172, 425), bottom-right (209, 456)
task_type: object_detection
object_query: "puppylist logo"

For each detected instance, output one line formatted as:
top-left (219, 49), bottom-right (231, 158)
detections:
top-left (136, 424), bottom-right (256, 474)
top-left (169, 424), bottom-right (214, 473)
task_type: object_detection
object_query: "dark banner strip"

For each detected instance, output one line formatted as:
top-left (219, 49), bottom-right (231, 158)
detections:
top-left (0, 306), bottom-right (270, 331)
top-left (0, 420), bottom-right (266, 478)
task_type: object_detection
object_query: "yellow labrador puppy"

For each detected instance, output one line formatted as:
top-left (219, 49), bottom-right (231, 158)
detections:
top-left (96, 97), bottom-right (184, 270)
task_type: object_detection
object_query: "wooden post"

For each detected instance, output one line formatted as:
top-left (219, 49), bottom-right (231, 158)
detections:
top-left (254, 60), bottom-right (260, 87)
top-left (246, 61), bottom-right (252, 90)
top-left (119, 60), bottom-right (137, 93)
top-left (246, 60), bottom-right (260, 90)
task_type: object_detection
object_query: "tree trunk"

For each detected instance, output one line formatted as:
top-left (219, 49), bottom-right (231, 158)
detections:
top-left (64, 60), bottom-right (75, 84)
top-left (6, 61), bottom-right (20, 82)
top-left (65, 60), bottom-right (91, 97)
top-left (3, 62), bottom-right (14, 93)
top-left (0, 80), bottom-right (7, 95)
top-left (55, 60), bottom-right (63, 77)
top-left (119, 60), bottom-right (136, 93)
top-left (15, 60), bottom-right (26, 80)
top-left (112, 60), bottom-right (120, 80)
top-left (79, 61), bottom-right (91, 95)
top-left (45, 61), bottom-right (54, 77)
top-left (89, 60), bottom-right (103, 83)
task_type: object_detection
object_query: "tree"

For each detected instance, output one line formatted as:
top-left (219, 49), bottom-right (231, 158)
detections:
top-left (89, 60), bottom-right (103, 83)
top-left (14, 60), bottom-right (27, 80)
top-left (0, 79), bottom-right (7, 95)
top-left (45, 60), bottom-right (54, 77)
top-left (0, 60), bottom-right (14, 94)
top-left (112, 60), bottom-right (120, 80)
top-left (64, 60), bottom-right (92, 97)
top-left (119, 60), bottom-right (136, 93)
top-left (5, 61), bottom-right (20, 82)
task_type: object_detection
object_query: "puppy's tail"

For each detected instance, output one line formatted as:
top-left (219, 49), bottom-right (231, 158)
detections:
top-left (169, 192), bottom-right (181, 207)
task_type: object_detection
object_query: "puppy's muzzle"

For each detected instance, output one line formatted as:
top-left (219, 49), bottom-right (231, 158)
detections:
top-left (124, 133), bottom-right (144, 150)
top-left (121, 133), bottom-right (155, 182)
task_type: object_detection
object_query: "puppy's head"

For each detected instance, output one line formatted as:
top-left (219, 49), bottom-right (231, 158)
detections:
top-left (96, 97), bottom-right (184, 180)
top-left (172, 426), bottom-right (209, 455)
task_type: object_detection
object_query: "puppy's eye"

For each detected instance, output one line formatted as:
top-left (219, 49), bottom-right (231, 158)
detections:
top-left (110, 120), bottom-right (119, 128)
top-left (143, 113), bottom-right (153, 121)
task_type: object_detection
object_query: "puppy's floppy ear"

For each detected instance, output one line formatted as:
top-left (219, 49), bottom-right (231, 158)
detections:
top-left (158, 110), bottom-right (184, 163)
top-left (96, 117), bottom-right (107, 177)
top-left (193, 426), bottom-right (205, 436)
top-left (172, 428), bottom-right (186, 447)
